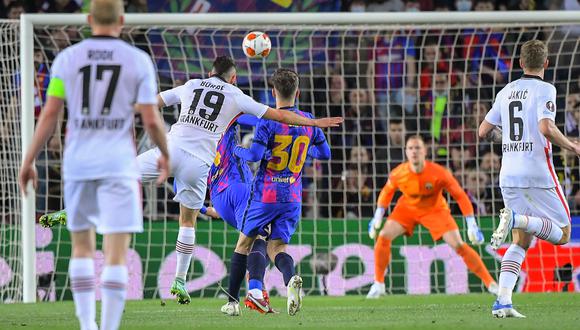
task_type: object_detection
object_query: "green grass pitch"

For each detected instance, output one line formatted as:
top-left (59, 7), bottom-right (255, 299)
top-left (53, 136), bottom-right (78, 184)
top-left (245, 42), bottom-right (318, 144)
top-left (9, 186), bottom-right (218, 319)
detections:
top-left (1, 294), bottom-right (579, 329)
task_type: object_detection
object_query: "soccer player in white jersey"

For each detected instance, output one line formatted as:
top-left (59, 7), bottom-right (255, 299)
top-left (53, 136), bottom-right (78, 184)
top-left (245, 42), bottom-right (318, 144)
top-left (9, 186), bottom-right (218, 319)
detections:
top-left (137, 56), bottom-right (343, 304)
top-left (479, 40), bottom-right (578, 318)
top-left (18, 1), bottom-right (170, 330)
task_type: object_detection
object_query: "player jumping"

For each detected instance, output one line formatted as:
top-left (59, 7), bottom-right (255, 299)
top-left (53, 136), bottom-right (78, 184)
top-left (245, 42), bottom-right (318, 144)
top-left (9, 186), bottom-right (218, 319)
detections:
top-left (225, 68), bottom-right (331, 316)
top-left (19, 1), bottom-right (170, 329)
top-left (479, 39), bottom-right (577, 318)
top-left (367, 135), bottom-right (498, 298)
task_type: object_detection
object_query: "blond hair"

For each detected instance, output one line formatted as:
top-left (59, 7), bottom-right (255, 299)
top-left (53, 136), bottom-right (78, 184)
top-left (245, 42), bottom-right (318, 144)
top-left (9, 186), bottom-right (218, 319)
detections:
top-left (90, 0), bottom-right (124, 26)
top-left (520, 40), bottom-right (548, 71)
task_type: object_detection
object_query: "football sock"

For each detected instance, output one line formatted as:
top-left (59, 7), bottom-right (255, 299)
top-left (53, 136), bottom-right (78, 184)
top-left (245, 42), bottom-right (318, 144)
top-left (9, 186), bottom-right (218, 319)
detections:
top-left (100, 265), bottom-right (128, 330)
top-left (455, 243), bottom-right (495, 287)
top-left (228, 252), bottom-right (247, 303)
top-left (514, 214), bottom-right (563, 244)
top-left (69, 258), bottom-right (97, 330)
top-left (248, 239), bottom-right (267, 292)
top-left (374, 236), bottom-right (391, 283)
top-left (498, 244), bottom-right (526, 305)
top-left (175, 227), bottom-right (196, 280)
top-left (274, 252), bottom-right (295, 286)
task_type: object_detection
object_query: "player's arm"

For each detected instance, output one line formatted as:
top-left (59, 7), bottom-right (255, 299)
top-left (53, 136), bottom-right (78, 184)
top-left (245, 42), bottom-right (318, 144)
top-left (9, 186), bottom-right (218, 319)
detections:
top-left (539, 119), bottom-right (579, 153)
top-left (442, 168), bottom-right (484, 244)
top-left (19, 94), bottom-right (64, 195)
top-left (234, 119), bottom-right (269, 162)
top-left (478, 120), bottom-right (502, 143)
top-left (478, 96), bottom-right (503, 143)
top-left (307, 128), bottom-right (331, 160)
top-left (262, 107), bottom-right (343, 128)
top-left (368, 178), bottom-right (397, 239)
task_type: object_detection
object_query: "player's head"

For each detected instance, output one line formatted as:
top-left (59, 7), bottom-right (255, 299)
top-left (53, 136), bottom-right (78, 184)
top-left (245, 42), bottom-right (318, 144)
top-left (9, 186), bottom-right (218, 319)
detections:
top-left (519, 40), bottom-right (548, 73)
top-left (271, 68), bottom-right (300, 103)
top-left (405, 134), bottom-right (426, 165)
top-left (88, 0), bottom-right (124, 36)
top-left (211, 56), bottom-right (237, 84)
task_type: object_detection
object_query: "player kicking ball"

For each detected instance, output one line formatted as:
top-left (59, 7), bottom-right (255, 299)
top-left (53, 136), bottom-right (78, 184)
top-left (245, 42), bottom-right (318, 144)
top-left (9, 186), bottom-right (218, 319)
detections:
top-left (367, 135), bottom-right (498, 299)
top-left (40, 55), bottom-right (343, 305)
top-left (225, 68), bottom-right (331, 316)
top-left (201, 113), bottom-right (277, 315)
top-left (479, 40), bottom-right (577, 318)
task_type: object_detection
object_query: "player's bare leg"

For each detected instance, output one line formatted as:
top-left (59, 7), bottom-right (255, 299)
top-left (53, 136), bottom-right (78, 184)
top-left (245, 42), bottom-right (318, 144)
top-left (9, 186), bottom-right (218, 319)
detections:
top-left (493, 229), bottom-right (532, 318)
top-left (100, 233), bottom-right (131, 330)
top-left (170, 205), bottom-right (199, 304)
top-left (268, 239), bottom-right (302, 316)
top-left (367, 220), bottom-right (405, 299)
top-left (69, 229), bottom-right (98, 330)
top-left (492, 208), bottom-right (570, 249)
top-left (442, 230), bottom-right (498, 294)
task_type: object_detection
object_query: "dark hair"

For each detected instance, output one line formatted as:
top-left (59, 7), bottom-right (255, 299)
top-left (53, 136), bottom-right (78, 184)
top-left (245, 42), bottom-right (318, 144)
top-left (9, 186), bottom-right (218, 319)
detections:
top-left (212, 56), bottom-right (236, 77)
top-left (389, 119), bottom-right (403, 126)
top-left (271, 68), bottom-right (299, 100)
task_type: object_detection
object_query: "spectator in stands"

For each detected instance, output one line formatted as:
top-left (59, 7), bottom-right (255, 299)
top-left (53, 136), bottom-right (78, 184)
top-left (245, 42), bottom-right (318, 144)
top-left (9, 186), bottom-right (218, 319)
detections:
top-left (343, 88), bottom-right (387, 149)
top-left (474, 0), bottom-right (495, 11)
top-left (553, 149), bottom-right (580, 212)
top-left (46, 0), bottom-right (81, 13)
top-left (6, 1), bottom-right (24, 19)
top-left (454, 0), bottom-right (473, 11)
top-left (565, 92), bottom-right (580, 136)
top-left (463, 170), bottom-right (496, 215)
top-left (126, 0), bottom-right (148, 12)
top-left (419, 37), bottom-right (457, 99)
top-left (365, 0), bottom-right (405, 12)
top-left (480, 151), bottom-right (501, 184)
top-left (376, 119), bottom-right (406, 177)
top-left (34, 49), bottom-right (50, 118)
top-left (450, 146), bottom-right (475, 173)
top-left (367, 30), bottom-right (416, 121)
top-left (347, 0), bottom-right (366, 12)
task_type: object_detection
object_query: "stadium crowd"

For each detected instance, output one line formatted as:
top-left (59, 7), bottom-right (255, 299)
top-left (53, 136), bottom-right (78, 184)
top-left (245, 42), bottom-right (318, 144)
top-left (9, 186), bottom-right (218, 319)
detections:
top-left (4, 0), bottom-right (580, 221)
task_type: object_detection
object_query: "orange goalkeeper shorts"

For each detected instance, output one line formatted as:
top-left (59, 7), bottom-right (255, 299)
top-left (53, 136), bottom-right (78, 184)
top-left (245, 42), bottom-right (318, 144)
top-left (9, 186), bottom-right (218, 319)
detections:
top-left (387, 202), bottom-right (458, 241)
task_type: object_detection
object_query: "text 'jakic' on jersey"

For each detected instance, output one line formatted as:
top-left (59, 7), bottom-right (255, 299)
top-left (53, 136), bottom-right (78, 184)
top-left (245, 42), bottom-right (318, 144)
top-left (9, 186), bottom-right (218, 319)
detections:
top-left (74, 118), bottom-right (125, 130)
top-left (502, 141), bottom-right (534, 153)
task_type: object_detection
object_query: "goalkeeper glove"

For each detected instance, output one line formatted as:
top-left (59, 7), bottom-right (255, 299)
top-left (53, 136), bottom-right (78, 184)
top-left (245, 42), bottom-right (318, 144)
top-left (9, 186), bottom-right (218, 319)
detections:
top-left (368, 207), bottom-right (385, 240)
top-left (466, 215), bottom-right (484, 245)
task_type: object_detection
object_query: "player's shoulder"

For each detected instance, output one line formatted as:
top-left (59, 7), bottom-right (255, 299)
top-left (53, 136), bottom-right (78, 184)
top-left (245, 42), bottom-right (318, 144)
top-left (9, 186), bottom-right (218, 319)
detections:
top-left (425, 161), bottom-right (451, 175)
top-left (390, 163), bottom-right (409, 178)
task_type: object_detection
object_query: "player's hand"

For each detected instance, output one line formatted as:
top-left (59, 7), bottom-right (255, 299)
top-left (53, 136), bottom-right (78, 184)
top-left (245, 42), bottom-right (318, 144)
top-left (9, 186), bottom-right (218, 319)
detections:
top-left (466, 216), bottom-right (484, 245)
top-left (313, 117), bottom-right (343, 128)
top-left (156, 154), bottom-right (170, 185)
top-left (368, 217), bottom-right (383, 240)
top-left (205, 206), bottom-right (220, 219)
top-left (19, 162), bottom-right (38, 196)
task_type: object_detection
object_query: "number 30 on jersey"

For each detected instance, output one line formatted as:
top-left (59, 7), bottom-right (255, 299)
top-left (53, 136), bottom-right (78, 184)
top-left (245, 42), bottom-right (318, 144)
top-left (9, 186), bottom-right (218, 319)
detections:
top-left (267, 135), bottom-right (310, 174)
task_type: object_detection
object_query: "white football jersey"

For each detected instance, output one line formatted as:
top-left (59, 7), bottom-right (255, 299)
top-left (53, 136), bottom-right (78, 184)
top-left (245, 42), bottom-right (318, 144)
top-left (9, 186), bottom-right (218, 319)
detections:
top-left (52, 36), bottom-right (158, 181)
top-left (485, 75), bottom-right (558, 188)
top-left (160, 76), bottom-right (268, 165)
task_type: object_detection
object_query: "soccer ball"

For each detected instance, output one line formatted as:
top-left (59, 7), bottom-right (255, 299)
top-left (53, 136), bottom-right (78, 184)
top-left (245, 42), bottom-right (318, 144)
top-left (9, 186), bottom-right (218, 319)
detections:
top-left (242, 31), bottom-right (271, 59)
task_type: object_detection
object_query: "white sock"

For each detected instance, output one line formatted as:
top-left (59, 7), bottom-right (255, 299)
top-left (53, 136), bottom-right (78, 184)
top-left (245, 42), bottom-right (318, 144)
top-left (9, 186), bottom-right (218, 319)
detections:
top-left (498, 244), bottom-right (526, 305)
top-left (100, 265), bottom-right (128, 330)
top-left (514, 214), bottom-right (563, 244)
top-left (69, 258), bottom-right (97, 330)
top-left (175, 227), bottom-right (196, 280)
top-left (249, 288), bottom-right (264, 299)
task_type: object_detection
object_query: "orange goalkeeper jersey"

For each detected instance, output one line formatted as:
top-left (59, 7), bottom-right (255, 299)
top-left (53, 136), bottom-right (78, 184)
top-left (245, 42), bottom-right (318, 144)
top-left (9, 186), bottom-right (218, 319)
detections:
top-left (377, 161), bottom-right (474, 216)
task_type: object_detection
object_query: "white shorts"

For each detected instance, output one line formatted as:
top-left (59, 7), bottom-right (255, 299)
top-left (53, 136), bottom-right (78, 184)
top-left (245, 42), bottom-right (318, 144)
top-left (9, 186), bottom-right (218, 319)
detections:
top-left (138, 143), bottom-right (209, 210)
top-left (65, 178), bottom-right (142, 234)
top-left (501, 187), bottom-right (571, 228)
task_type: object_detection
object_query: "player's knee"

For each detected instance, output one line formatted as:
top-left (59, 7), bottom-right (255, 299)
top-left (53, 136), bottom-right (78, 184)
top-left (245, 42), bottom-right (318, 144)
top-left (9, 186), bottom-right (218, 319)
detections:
top-left (556, 230), bottom-right (570, 245)
top-left (378, 228), bottom-right (397, 240)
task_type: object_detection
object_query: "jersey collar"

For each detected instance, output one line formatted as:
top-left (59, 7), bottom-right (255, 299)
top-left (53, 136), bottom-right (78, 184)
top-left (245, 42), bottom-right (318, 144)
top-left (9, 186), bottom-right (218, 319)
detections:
top-left (522, 74), bottom-right (543, 81)
top-left (279, 105), bottom-right (297, 111)
top-left (90, 35), bottom-right (119, 40)
top-left (211, 75), bottom-right (228, 83)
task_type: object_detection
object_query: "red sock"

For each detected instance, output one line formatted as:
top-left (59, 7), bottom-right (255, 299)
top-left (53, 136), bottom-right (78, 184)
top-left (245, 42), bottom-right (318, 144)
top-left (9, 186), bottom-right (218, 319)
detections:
top-left (374, 236), bottom-right (391, 283)
top-left (456, 243), bottom-right (495, 287)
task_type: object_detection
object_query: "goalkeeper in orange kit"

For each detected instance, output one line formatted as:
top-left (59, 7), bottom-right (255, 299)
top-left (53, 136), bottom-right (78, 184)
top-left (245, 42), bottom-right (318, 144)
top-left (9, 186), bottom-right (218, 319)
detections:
top-left (366, 135), bottom-right (498, 298)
